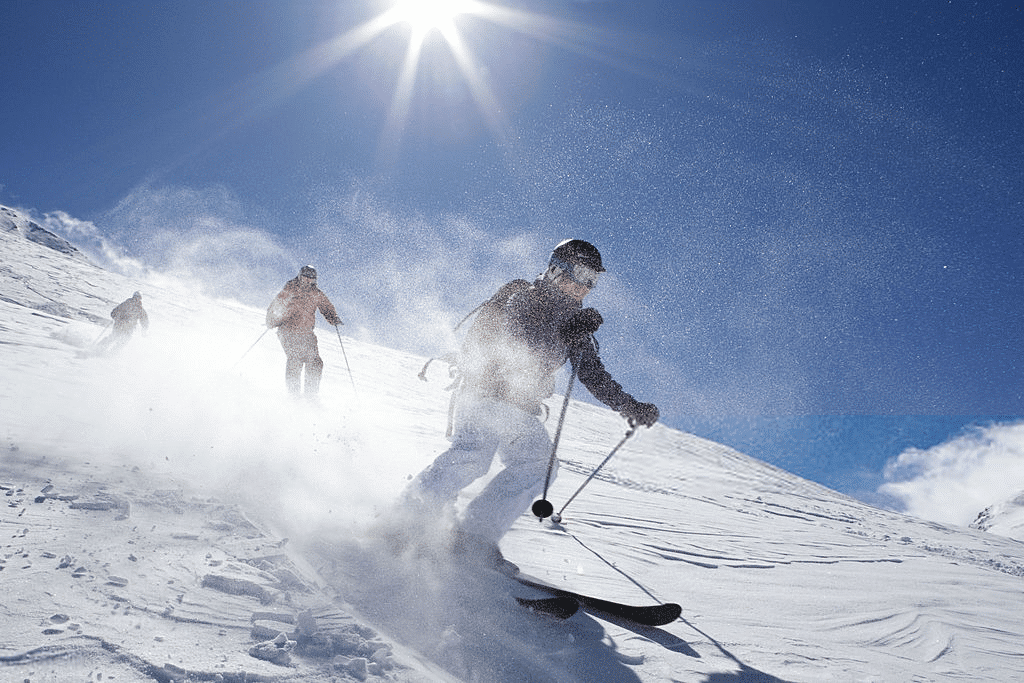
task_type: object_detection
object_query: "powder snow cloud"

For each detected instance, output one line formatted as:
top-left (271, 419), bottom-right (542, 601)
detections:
top-left (879, 421), bottom-right (1024, 526)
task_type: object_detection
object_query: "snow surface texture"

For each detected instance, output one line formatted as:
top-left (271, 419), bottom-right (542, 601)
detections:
top-left (2, 208), bottom-right (1024, 682)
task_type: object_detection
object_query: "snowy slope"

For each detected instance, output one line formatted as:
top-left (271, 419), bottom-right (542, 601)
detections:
top-left (3, 212), bottom-right (1024, 682)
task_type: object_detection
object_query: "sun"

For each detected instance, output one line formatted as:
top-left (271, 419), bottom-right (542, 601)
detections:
top-left (236, 0), bottom-right (608, 165)
top-left (182, 0), bottom-right (625, 172)
top-left (369, 0), bottom-right (510, 163)
top-left (390, 0), bottom-right (473, 34)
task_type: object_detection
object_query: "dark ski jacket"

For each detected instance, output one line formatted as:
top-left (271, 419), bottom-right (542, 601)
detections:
top-left (460, 276), bottom-right (636, 415)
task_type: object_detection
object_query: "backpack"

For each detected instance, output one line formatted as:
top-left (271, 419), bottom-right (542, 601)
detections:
top-left (419, 279), bottom-right (532, 434)
top-left (459, 278), bottom-right (531, 367)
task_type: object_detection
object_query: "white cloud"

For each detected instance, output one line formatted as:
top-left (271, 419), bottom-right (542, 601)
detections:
top-left (879, 421), bottom-right (1024, 526)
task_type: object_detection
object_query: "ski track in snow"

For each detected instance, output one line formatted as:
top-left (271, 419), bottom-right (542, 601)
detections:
top-left (3, 219), bottom-right (1024, 682)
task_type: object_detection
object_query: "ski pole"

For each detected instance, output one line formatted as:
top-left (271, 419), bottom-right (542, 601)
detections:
top-left (334, 324), bottom-right (357, 394)
top-left (232, 327), bottom-right (271, 369)
top-left (91, 321), bottom-right (112, 346)
top-left (532, 363), bottom-right (578, 520)
top-left (550, 424), bottom-right (637, 524)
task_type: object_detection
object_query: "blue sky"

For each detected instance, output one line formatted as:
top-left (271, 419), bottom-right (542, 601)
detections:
top-left (2, 1), bottom-right (1022, 506)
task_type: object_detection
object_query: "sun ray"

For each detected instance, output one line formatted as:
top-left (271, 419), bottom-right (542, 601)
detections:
top-left (169, 0), bottom-right (630, 172)
top-left (378, 28), bottom-right (429, 165)
top-left (210, 0), bottom-right (642, 168)
top-left (438, 22), bottom-right (510, 147)
top-left (370, 0), bottom-right (517, 161)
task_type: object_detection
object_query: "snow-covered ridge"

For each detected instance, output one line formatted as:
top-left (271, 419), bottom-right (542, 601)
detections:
top-left (0, 207), bottom-right (123, 326)
top-left (3, 213), bottom-right (1024, 681)
top-left (1, 204), bottom-right (88, 263)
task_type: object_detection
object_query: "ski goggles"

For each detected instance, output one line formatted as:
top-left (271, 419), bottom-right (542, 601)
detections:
top-left (550, 257), bottom-right (601, 289)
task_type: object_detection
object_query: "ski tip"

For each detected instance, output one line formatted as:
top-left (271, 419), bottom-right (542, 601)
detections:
top-left (655, 603), bottom-right (683, 625)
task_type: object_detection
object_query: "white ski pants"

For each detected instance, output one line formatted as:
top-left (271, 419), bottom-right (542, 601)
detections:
top-left (411, 391), bottom-right (556, 544)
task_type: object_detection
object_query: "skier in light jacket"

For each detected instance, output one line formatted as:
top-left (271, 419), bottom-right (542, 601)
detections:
top-left (403, 240), bottom-right (659, 569)
top-left (266, 265), bottom-right (343, 397)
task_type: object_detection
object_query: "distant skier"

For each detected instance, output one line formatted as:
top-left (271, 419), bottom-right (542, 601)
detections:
top-left (266, 265), bottom-right (343, 397)
top-left (94, 291), bottom-right (149, 355)
top-left (401, 239), bottom-right (659, 570)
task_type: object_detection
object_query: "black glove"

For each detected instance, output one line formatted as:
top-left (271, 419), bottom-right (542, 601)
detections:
top-left (560, 308), bottom-right (603, 345)
top-left (621, 399), bottom-right (659, 428)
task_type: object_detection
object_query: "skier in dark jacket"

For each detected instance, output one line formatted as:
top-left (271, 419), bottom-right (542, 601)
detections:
top-left (95, 291), bottom-right (149, 354)
top-left (403, 240), bottom-right (659, 567)
top-left (266, 265), bottom-right (343, 397)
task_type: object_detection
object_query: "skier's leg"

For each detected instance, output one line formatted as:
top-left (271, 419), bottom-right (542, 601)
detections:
top-left (458, 408), bottom-right (552, 545)
top-left (106, 330), bottom-right (130, 355)
top-left (278, 330), bottom-right (305, 395)
top-left (304, 335), bottom-right (324, 395)
top-left (405, 393), bottom-right (501, 509)
top-left (284, 356), bottom-right (302, 395)
top-left (409, 428), bottom-right (497, 507)
top-left (380, 396), bottom-right (501, 552)
top-left (93, 333), bottom-right (114, 354)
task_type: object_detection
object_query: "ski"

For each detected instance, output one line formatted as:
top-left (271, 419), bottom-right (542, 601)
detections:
top-left (515, 595), bottom-right (580, 619)
top-left (514, 575), bottom-right (681, 627)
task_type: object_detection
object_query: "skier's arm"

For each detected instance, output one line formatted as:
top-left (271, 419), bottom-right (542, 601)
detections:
top-left (318, 294), bottom-right (343, 327)
top-left (570, 342), bottom-right (629, 410)
top-left (564, 311), bottom-right (659, 428)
